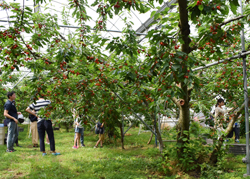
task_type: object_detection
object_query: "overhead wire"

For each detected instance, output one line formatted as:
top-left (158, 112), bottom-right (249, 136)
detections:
top-left (50, 0), bottom-right (120, 38)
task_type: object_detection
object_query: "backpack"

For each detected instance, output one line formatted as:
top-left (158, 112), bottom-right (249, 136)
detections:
top-left (29, 114), bottom-right (37, 122)
top-left (95, 124), bottom-right (100, 134)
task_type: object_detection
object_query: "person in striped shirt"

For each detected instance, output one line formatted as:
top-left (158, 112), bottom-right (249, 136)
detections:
top-left (26, 97), bottom-right (60, 156)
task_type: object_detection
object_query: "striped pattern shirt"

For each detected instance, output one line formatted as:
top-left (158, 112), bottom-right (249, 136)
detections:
top-left (28, 99), bottom-right (51, 122)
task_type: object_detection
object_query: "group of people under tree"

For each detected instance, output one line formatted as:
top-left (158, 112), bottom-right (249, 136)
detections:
top-left (3, 90), bottom-right (105, 155)
top-left (4, 89), bottom-right (243, 156)
top-left (4, 91), bottom-right (60, 156)
top-left (72, 108), bottom-right (104, 149)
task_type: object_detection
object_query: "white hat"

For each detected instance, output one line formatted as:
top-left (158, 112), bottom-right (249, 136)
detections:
top-left (18, 114), bottom-right (24, 119)
top-left (18, 114), bottom-right (24, 123)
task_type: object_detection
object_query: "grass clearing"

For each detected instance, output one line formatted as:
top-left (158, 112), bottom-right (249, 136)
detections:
top-left (1, 124), bottom-right (250, 179)
top-left (0, 125), bottom-right (163, 179)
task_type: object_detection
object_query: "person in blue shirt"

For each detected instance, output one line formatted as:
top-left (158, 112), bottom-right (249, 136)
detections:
top-left (3, 91), bottom-right (22, 152)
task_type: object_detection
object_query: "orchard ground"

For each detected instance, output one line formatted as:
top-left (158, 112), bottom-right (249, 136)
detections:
top-left (0, 124), bottom-right (250, 179)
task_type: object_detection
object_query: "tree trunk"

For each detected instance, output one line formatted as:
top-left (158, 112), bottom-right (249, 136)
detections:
top-left (178, 0), bottom-right (191, 54)
top-left (150, 114), bottom-right (164, 152)
top-left (147, 132), bottom-right (153, 145)
top-left (176, 0), bottom-right (191, 154)
top-left (64, 122), bottom-right (69, 132)
top-left (119, 124), bottom-right (125, 149)
top-left (143, 99), bottom-right (165, 152)
top-left (209, 139), bottom-right (223, 165)
top-left (155, 122), bottom-right (164, 153)
top-left (176, 93), bottom-right (190, 153)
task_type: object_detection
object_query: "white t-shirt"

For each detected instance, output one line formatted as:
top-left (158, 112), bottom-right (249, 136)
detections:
top-left (75, 117), bottom-right (83, 128)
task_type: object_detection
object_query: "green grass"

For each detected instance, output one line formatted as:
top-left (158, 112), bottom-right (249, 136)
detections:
top-left (1, 125), bottom-right (250, 179)
top-left (199, 153), bottom-right (250, 179)
top-left (0, 125), bottom-right (162, 179)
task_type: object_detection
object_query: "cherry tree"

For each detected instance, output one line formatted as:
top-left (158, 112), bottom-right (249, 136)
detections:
top-left (1, 0), bottom-right (250, 169)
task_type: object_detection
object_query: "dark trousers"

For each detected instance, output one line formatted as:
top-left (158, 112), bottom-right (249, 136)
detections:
top-left (15, 138), bottom-right (18, 145)
top-left (37, 120), bottom-right (55, 152)
top-left (227, 127), bottom-right (240, 140)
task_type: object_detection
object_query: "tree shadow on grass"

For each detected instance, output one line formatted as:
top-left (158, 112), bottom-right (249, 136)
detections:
top-left (14, 151), bottom-right (153, 179)
top-left (0, 126), bottom-right (159, 179)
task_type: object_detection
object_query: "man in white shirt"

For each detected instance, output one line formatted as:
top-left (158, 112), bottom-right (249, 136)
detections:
top-left (26, 97), bottom-right (60, 156)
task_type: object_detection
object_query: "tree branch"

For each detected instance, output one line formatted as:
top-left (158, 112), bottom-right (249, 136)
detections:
top-left (171, 97), bottom-right (181, 108)
top-left (190, 15), bottom-right (246, 52)
top-left (58, 33), bottom-right (66, 41)
top-left (225, 100), bottom-right (247, 134)
top-left (19, 35), bottom-right (40, 60)
top-left (19, 35), bottom-right (54, 64)
top-left (219, 15), bottom-right (246, 27)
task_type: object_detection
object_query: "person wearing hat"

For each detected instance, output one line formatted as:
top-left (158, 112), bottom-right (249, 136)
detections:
top-left (3, 91), bottom-right (22, 152)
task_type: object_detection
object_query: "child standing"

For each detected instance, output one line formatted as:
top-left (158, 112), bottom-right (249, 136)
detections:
top-left (73, 115), bottom-right (83, 149)
top-left (94, 122), bottom-right (104, 148)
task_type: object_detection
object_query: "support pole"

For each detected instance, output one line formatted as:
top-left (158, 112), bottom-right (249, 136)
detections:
top-left (192, 50), bottom-right (250, 72)
top-left (240, 0), bottom-right (250, 177)
top-left (0, 20), bottom-right (147, 36)
top-left (154, 111), bottom-right (157, 147)
top-left (123, 122), bottom-right (134, 135)
top-left (11, 70), bottom-right (31, 89)
top-left (112, 91), bottom-right (157, 136)
top-left (122, 112), bottom-right (124, 141)
top-left (158, 106), bottom-right (161, 149)
top-left (87, 115), bottom-right (96, 124)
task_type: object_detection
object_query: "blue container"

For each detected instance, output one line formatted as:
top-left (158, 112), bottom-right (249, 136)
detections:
top-left (0, 124), bottom-right (4, 127)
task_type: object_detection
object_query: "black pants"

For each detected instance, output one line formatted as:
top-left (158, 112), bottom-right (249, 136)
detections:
top-left (227, 127), bottom-right (240, 140)
top-left (37, 120), bottom-right (55, 152)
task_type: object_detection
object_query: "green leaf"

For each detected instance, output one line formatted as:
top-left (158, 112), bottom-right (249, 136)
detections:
top-left (151, 11), bottom-right (157, 18)
top-left (154, 13), bottom-right (161, 20)
top-left (184, 78), bottom-right (188, 84)
top-left (171, 64), bottom-right (180, 71)
top-left (190, 6), bottom-right (200, 21)
top-left (221, 5), bottom-right (229, 15)
top-left (161, 62), bottom-right (170, 74)
top-left (230, 1), bottom-right (237, 14)
top-left (93, 36), bottom-right (102, 43)
top-left (232, 0), bottom-right (239, 6)
top-left (198, 4), bottom-right (204, 11)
